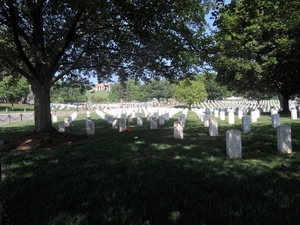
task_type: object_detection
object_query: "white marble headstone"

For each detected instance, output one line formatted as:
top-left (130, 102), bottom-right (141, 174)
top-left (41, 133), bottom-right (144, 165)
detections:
top-left (150, 117), bottom-right (157, 129)
top-left (119, 118), bottom-right (127, 132)
top-left (159, 115), bottom-right (165, 125)
top-left (277, 124), bottom-right (292, 154)
top-left (220, 111), bottom-right (225, 121)
top-left (137, 117), bottom-right (143, 126)
top-left (214, 110), bottom-right (219, 118)
top-left (128, 115), bottom-right (133, 123)
top-left (58, 122), bottom-right (65, 132)
top-left (226, 130), bottom-right (242, 159)
top-left (242, 116), bottom-right (251, 132)
top-left (68, 115), bottom-right (73, 124)
top-left (52, 115), bottom-right (57, 123)
top-left (64, 118), bottom-right (70, 127)
top-left (228, 112), bottom-right (234, 124)
top-left (251, 111), bottom-right (257, 123)
top-left (112, 119), bottom-right (118, 129)
top-left (238, 110), bottom-right (243, 119)
top-left (291, 109), bottom-right (297, 120)
top-left (86, 120), bottom-right (95, 135)
top-left (209, 118), bottom-right (218, 136)
top-left (203, 114), bottom-right (210, 127)
top-left (174, 121), bottom-right (184, 139)
top-left (272, 114), bottom-right (280, 128)
top-left (164, 112), bottom-right (170, 121)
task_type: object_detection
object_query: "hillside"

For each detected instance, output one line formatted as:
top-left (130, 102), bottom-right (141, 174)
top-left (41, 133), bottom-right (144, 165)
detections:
top-left (85, 91), bottom-right (110, 102)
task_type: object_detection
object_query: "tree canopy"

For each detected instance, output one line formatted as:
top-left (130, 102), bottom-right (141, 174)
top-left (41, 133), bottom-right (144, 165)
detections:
top-left (0, 0), bottom-right (213, 132)
top-left (0, 75), bottom-right (30, 108)
top-left (174, 79), bottom-right (207, 108)
top-left (211, 0), bottom-right (300, 112)
top-left (142, 79), bottom-right (176, 102)
top-left (50, 85), bottom-right (87, 104)
top-left (108, 79), bottom-right (142, 102)
top-left (195, 73), bottom-right (230, 100)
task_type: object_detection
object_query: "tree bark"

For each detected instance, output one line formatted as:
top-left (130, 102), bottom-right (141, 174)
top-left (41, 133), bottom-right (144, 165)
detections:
top-left (278, 93), bottom-right (290, 113)
top-left (31, 81), bottom-right (56, 133)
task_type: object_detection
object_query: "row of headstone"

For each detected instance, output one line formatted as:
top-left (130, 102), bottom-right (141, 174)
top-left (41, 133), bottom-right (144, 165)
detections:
top-left (173, 109), bottom-right (188, 139)
top-left (96, 108), bottom-right (182, 131)
top-left (226, 124), bottom-right (292, 159)
top-left (57, 112), bottom-right (78, 132)
top-left (194, 99), bottom-right (297, 113)
top-left (194, 100), bottom-right (300, 121)
top-left (192, 107), bottom-right (263, 125)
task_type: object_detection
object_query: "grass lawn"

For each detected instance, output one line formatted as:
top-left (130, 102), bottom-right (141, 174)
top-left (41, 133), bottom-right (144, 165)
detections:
top-left (0, 103), bottom-right (34, 114)
top-left (0, 111), bottom-right (300, 225)
top-left (85, 91), bottom-right (110, 102)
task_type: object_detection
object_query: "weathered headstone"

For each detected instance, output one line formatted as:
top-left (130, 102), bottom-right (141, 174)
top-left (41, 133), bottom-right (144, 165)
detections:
top-left (121, 113), bottom-right (126, 120)
top-left (112, 119), bottom-right (118, 129)
top-left (137, 117), bottom-right (143, 126)
top-left (159, 115), bottom-right (165, 125)
top-left (180, 114), bottom-right (186, 123)
top-left (150, 117), bottom-right (157, 129)
top-left (277, 124), bottom-right (292, 154)
top-left (164, 112), bottom-right (170, 121)
top-left (86, 120), bottom-right (95, 135)
top-left (128, 115), bottom-right (133, 123)
top-left (178, 116), bottom-right (185, 128)
top-left (119, 118), bottom-right (127, 132)
top-left (174, 121), bottom-right (184, 139)
top-left (107, 116), bottom-right (113, 124)
top-left (205, 108), bottom-right (210, 114)
top-left (242, 116), bottom-right (251, 132)
top-left (226, 130), bottom-right (242, 159)
top-left (68, 115), bottom-right (73, 124)
top-left (209, 118), bottom-right (218, 136)
top-left (64, 118), bottom-right (70, 127)
top-left (58, 122), bottom-right (65, 132)
top-left (272, 114), bottom-right (280, 128)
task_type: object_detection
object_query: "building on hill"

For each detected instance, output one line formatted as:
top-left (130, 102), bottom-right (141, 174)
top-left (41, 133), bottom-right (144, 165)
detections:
top-left (90, 83), bottom-right (111, 92)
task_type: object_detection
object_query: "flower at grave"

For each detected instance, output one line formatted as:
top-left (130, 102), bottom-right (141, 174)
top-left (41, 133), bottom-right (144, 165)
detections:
top-left (121, 127), bottom-right (132, 132)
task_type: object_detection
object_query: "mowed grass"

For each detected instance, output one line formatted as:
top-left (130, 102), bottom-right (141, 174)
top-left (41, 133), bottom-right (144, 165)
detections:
top-left (0, 110), bottom-right (300, 225)
top-left (85, 90), bottom-right (110, 102)
top-left (0, 103), bottom-right (34, 114)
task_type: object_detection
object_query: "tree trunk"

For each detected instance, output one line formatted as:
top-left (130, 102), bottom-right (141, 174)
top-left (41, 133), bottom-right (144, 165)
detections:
top-left (31, 81), bottom-right (56, 133)
top-left (278, 93), bottom-right (290, 113)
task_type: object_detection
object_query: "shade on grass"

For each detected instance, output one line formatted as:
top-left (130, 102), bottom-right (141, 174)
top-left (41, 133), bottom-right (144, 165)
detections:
top-left (1, 111), bottom-right (300, 225)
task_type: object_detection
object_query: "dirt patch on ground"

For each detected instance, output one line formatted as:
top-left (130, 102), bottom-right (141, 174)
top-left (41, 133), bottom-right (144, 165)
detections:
top-left (0, 132), bottom-right (89, 151)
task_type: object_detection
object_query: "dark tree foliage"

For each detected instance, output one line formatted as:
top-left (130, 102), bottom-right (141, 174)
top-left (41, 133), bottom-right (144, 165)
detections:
top-left (0, 0), bottom-right (212, 132)
top-left (211, 0), bottom-right (300, 112)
